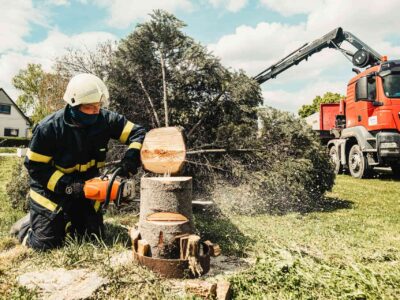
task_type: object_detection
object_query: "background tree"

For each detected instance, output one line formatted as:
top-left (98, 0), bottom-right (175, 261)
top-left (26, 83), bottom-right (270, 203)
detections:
top-left (12, 64), bottom-right (67, 124)
top-left (298, 92), bottom-right (343, 118)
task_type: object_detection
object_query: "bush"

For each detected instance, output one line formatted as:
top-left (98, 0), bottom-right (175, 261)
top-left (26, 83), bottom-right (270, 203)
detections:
top-left (0, 137), bottom-right (30, 148)
top-left (6, 159), bottom-right (29, 211)
top-left (210, 107), bottom-right (335, 215)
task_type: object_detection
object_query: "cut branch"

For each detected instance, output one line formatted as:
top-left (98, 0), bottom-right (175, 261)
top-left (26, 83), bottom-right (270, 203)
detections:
top-left (187, 148), bottom-right (269, 155)
top-left (138, 77), bottom-right (161, 127)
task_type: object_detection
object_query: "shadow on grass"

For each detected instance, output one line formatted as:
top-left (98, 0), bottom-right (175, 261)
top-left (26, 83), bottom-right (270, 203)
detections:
top-left (194, 212), bottom-right (253, 258)
top-left (102, 222), bottom-right (131, 248)
top-left (301, 196), bottom-right (354, 213)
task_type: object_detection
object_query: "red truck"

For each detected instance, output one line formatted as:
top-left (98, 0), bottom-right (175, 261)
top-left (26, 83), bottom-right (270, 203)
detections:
top-left (254, 27), bottom-right (400, 178)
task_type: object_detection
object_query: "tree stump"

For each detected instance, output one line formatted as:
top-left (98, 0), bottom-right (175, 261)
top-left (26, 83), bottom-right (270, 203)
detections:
top-left (139, 176), bottom-right (194, 258)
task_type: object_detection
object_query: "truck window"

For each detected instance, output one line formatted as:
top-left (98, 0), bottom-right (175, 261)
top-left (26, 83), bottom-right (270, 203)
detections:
top-left (383, 74), bottom-right (400, 98)
top-left (367, 76), bottom-right (376, 100)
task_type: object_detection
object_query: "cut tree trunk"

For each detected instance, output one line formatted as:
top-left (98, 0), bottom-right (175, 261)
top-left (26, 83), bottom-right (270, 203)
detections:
top-left (139, 176), bottom-right (194, 258)
top-left (140, 127), bottom-right (186, 175)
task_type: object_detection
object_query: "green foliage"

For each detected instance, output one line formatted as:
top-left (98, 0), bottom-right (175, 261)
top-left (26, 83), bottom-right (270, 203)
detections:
top-left (298, 92), bottom-right (343, 118)
top-left (5, 158), bottom-right (29, 211)
top-left (211, 107), bottom-right (335, 214)
top-left (12, 63), bottom-right (67, 124)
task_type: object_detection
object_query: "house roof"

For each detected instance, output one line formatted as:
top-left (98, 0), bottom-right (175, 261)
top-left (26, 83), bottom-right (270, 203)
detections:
top-left (0, 88), bottom-right (31, 125)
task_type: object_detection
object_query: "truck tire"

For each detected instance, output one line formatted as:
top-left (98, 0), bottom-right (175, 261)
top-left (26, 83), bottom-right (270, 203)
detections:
top-left (348, 144), bottom-right (370, 178)
top-left (329, 146), bottom-right (342, 174)
top-left (390, 163), bottom-right (400, 178)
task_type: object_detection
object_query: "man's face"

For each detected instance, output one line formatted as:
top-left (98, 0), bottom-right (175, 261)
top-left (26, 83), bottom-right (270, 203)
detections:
top-left (79, 102), bottom-right (101, 114)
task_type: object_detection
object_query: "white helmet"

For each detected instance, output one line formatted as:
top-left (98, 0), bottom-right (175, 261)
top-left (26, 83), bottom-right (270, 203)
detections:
top-left (63, 73), bottom-right (110, 107)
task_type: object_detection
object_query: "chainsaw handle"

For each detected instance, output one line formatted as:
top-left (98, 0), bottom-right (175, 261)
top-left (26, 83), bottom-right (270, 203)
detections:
top-left (103, 166), bottom-right (123, 210)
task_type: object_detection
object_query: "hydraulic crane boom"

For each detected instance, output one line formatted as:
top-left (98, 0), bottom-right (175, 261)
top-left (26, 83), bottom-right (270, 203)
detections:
top-left (253, 27), bottom-right (382, 84)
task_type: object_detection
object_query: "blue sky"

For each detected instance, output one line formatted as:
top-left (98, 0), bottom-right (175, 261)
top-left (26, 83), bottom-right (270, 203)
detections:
top-left (2, 0), bottom-right (400, 113)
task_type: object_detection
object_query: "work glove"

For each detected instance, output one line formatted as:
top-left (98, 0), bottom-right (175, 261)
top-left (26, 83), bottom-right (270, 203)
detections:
top-left (65, 179), bottom-right (85, 199)
top-left (119, 149), bottom-right (141, 177)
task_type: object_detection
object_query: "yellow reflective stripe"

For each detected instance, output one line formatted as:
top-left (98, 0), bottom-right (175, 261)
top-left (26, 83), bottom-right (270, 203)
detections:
top-left (55, 165), bottom-right (76, 174)
top-left (94, 201), bottom-right (101, 212)
top-left (97, 161), bottom-right (105, 168)
top-left (30, 189), bottom-right (58, 212)
top-left (55, 160), bottom-right (97, 173)
top-left (27, 149), bottom-right (52, 163)
top-left (128, 142), bottom-right (142, 150)
top-left (47, 170), bottom-right (64, 192)
top-left (119, 121), bottom-right (134, 144)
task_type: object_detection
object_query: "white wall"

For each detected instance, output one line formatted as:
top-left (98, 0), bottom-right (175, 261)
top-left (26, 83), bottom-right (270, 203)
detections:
top-left (0, 89), bottom-right (30, 138)
top-left (0, 105), bottom-right (30, 137)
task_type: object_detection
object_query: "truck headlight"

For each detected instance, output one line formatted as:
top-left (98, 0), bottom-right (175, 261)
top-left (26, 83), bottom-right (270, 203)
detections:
top-left (381, 142), bottom-right (398, 149)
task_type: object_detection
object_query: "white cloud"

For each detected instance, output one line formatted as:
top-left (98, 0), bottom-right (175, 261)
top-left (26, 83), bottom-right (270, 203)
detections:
top-left (208, 0), bottom-right (248, 12)
top-left (86, 0), bottom-right (193, 28)
top-left (0, 1), bottom-right (45, 52)
top-left (0, 30), bottom-right (117, 100)
top-left (262, 80), bottom-right (345, 113)
top-left (46, 0), bottom-right (70, 5)
top-left (210, 0), bottom-right (400, 112)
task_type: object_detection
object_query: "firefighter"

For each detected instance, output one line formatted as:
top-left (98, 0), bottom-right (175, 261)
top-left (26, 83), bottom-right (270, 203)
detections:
top-left (13, 73), bottom-right (146, 251)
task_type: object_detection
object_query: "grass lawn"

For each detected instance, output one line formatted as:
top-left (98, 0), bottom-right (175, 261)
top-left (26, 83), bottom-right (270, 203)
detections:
top-left (0, 156), bottom-right (399, 299)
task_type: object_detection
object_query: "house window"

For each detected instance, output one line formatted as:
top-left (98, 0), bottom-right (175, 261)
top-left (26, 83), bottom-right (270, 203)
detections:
top-left (4, 128), bottom-right (19, 137)
top-left (0, 104), bottom-right (11, 114)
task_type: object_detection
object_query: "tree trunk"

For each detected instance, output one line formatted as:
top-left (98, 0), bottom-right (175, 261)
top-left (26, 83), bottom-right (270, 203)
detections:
top-left (139, 177), bottom-right (194, 258)
top-left (160, 52), bottom-right (169, 127)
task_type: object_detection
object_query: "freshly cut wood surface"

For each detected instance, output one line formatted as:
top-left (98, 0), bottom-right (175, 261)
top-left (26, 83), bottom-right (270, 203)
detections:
top-left (141, 127), bottom-right (186, 175)
top-left (146, 212), bottom-right (188, 222)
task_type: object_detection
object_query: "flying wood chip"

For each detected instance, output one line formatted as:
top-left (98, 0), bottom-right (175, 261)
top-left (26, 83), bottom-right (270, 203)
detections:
top-left (140, 127), bottom-right (186, 175)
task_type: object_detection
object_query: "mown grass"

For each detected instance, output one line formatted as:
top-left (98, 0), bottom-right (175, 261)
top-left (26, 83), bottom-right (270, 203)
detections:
top-left (0, 147), bottom-right (17, 154)
top-left (0, 156), bottom-right (399, 299)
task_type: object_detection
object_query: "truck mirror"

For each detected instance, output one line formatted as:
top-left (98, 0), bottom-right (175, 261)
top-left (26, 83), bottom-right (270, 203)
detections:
top-left (355, 77), bottom-right (368, 101)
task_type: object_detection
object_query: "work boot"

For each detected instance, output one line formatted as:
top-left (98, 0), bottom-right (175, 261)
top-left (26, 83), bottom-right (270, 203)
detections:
top-left (9, 213), bottom-right (30, 237)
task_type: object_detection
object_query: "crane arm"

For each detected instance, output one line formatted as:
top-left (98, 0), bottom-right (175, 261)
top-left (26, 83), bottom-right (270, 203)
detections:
top-left (253, 27), bottom-right (382, 84)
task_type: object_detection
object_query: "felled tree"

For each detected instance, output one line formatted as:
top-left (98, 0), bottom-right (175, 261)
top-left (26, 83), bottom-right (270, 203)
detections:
top-left (107, 10), bottom-right (335, 213)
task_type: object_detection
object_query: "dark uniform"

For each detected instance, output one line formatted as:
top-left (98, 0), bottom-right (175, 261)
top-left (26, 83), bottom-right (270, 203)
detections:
top-left (22, 105), bottom-right (146, 250)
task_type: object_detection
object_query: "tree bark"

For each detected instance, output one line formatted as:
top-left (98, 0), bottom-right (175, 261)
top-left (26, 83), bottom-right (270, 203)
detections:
top-left (160, 52), bottom-right (169, 127)
top-left (139, 177), bottom-right (194, 258)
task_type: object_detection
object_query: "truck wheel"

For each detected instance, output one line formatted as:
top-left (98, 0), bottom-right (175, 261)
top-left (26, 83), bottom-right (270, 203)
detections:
top-left (348, 144), bottom-right (370, 178)
top-left (390, 163), bottom-right (400, 178)
top-left (329, 146), bottom-right (341, 174)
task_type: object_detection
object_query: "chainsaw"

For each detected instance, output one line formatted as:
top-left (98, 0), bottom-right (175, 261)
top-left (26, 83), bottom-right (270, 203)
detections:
top-left (83, 166), bottom-right (135, 211)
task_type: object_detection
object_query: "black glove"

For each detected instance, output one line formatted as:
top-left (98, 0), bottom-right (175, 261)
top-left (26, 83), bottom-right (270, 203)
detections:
top-left (65, 180), bottom-right (85, 199)
top-left (119, 149), bottom-right (141, 177)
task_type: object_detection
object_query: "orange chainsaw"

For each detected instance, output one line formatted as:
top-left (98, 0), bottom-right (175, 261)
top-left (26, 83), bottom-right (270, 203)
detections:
top-left (83, 166), bottom-right (135, 210)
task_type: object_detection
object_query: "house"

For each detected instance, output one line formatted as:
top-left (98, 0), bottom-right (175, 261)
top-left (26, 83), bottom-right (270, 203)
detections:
top-left (0, 88), bottom-right (31, 138)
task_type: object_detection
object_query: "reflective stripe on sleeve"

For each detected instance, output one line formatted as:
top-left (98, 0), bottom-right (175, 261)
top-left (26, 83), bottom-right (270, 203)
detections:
top-left (29, 189), bottom-right (58, 212)
top-left (97, 161), bottom-right (105, 168)
top-left (27, 149), bottom-right (52, 163)
top-left (119, 121), bottom-right (134, 144)
top-left (128, 142), bottom-right (142, 150)
top-left (47, 170), bottom-right (64, 192)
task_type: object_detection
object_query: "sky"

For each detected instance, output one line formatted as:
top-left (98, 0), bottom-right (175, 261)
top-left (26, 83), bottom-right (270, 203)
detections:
top-left (2, 0), bottom-right (400, 113)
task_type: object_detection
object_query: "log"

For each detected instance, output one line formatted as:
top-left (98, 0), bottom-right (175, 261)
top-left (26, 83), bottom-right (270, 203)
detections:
top-left (137, 239), bottom-right (150, 256)
top-left (185, 280), bottom-right (217, 299)
top-left (139, 177), bottom-right (194, 258)
top-left (140, 127), bottom-right (186, 175)
top-left (216, 280), bottom-right (232, 300)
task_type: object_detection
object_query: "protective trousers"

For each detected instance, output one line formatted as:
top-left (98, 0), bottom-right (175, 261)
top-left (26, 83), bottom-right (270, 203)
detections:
top-left (19, 198), bottom-right (104, 251)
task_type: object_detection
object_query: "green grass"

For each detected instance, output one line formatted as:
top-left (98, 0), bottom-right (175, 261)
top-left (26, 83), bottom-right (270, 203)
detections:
top-left (0, 157), bottom-right (399, 299)
top-left (0, 147), bottom-right (17, 154)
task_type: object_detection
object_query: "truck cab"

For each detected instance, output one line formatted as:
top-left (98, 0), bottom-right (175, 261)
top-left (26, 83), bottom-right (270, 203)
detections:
top-left (327, 60), bottom-right (400, 177)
